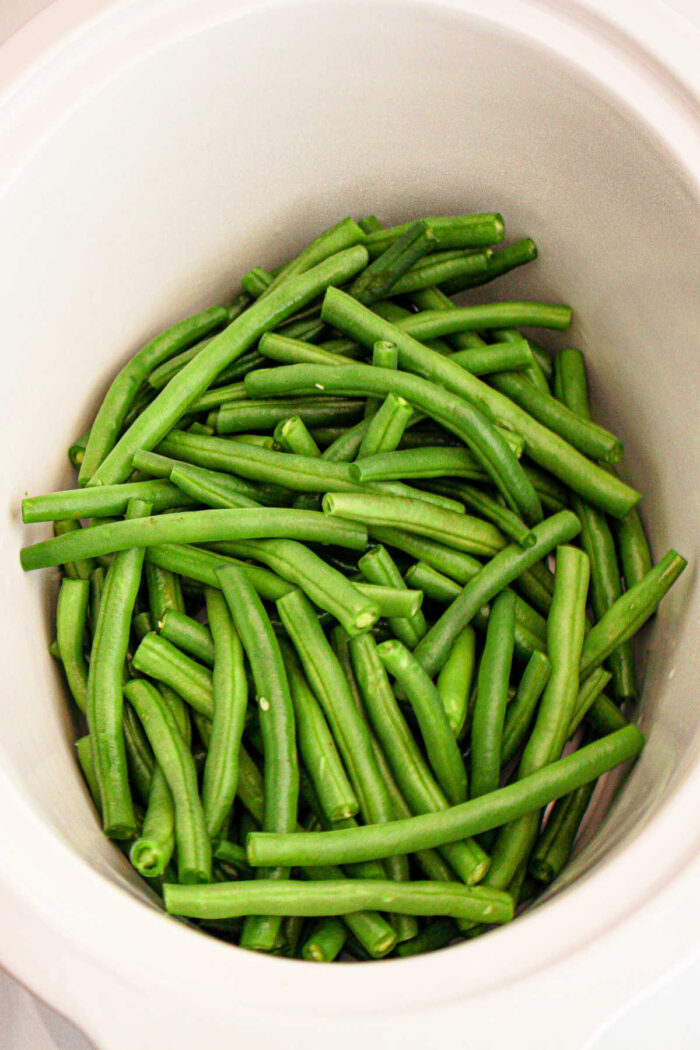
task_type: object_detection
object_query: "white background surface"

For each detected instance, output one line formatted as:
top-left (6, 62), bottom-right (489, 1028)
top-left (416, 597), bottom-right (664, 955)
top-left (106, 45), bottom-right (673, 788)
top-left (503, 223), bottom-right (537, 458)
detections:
top-left (0, 1), bottom-right (698, 1047)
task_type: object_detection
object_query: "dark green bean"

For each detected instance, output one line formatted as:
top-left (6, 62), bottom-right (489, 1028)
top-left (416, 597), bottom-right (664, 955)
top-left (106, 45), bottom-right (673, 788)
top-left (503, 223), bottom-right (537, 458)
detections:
top-left (438, 239), bottom-right (539, 295)
top-left (76, 736), bottom-right (102, 811)
top-left (388, 249), bottom-right (492, 296)
top-left (350, 220), bottom-right (437, 305)
top-left (412, 511), bottom-right (581, 679)
top-left (87, 498), bottom-right (151, 838)
top-left (396, 919), bottom-right (458, 957)
top-left (80, 306), bottom-right (228, 483)
top-left (20, 507), bottom-right (368, 570)
top-left (246, 726), bottom-right (644, 867)
top-left (500, 650), bottom-right (552, 765)
top-left (427, 480), bottom-right (536, 548)
top-left (68, 430), bottom-right (89, 468)
top-left (216, 397), bottom-right (365, 435)
top-left (471, 590), bottom-right (516, 799)
top-left (566, 668), bottom-right (612, 740)
top-left (88, 246), bottom-right (369, 486)
top-left (124, 678), bottom-right (211, 883)
top-left (258, 331), bottom-right (363, 367)
top-left (364, 214), bottom-right (505, 257)
top-left (529, 780), bottom-right (595, 884)
top-left (613, 510), bottom-right (653, 592)
top-left (56, 578), bottom-right (90, 713)
top-left (241, 267), bottom-right (273, 297)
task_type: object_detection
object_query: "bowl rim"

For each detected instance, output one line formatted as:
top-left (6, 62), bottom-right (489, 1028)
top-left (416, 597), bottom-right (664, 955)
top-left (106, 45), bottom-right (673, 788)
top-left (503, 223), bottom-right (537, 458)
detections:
top-left (0, 0), bottom-right (698, 1045)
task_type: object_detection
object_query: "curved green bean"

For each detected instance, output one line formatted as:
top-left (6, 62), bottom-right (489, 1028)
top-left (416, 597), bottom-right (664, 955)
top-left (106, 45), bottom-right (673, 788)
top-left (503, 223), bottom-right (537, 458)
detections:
top-left (132, 632), bottom-right (214, 718)
top-left (427, 479), bottom-right (536, 548)
top-left (56, 578), bottom-right (90, 713)
top-left (169, 462), bottom-right (260, 510)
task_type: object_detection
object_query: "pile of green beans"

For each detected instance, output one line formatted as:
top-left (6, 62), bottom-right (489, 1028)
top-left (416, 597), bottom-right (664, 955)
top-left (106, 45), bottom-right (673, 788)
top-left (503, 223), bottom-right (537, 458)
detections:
top-left (23, 212), bottom-right (687, 962)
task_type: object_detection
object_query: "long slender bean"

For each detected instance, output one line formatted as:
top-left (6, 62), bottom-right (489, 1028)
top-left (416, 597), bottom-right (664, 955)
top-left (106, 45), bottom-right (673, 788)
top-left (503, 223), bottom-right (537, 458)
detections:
top-left (79, 306), bottom-right (228, 483)
top-left (471, 590), bottom-right (516, 799)
top-left (274, 415), bottom-right (322, 457)
top-left (132, 632), bottom-right (214, 718)
top-left (260, 217), bottom-right (366, 298)
top-left (349, 447), bottom-right (487, 484)
top-left (438, 238), bottom-right (538, 295)
top-left (169, 462), bottom-right (261, 510)
top-left (56, 578), bottom-right (90, 713)
top-left (302, 918), bottom-right (347, 961)
top-left (437, 627), bottom-right (476, 737)
top-left (158, 610), bottom-right (214, 666)
top-left (350, 220), bottom-right (436, 305)
top-left (258, 332), bottom-right (363, 367)
top-left (356, 393), bottom-right (413, 458)
top-left (144, 562), bottom-right (184, 624)
top-left (427, 479), bottom-right (536, 548)
top-left (216, 397), bottom-right (365, 435)
top-left (247, 726), bottom-right (644, 867)
top-left (87, 498), bottom-right (150, 838)
top-left (500, 651), bottom-right (551, 765)
top-left (363, 214), bottom-right (505, 257)
top-left (23, 479), bottom-right (197, 522)
top-left (87, 246), bottom-right (368, 486)
top-left (529, 779), bottom-right (596, 884)
top-left (357, 544), bottom-right (427, 649)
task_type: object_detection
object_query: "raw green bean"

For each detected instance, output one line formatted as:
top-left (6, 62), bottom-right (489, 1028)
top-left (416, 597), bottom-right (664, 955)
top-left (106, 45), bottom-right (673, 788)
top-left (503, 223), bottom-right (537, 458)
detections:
top-left (132, 632), bottom-right (214, 718)
top-left (76, 736), bottom-right (102, 811)
top-left (23, 479), bottom-right (197, 522)
top-left (258, 331), bottom-right (362, 367)
top-left (352, 220), bottom-right (443, 305)
top-left (200, 587), bottom-right (248, 838)
top-left (427, 480), bottom-right (536, 548)
top-left (437, 627), bottom-right (476, 736)
top-left (586, 694), bottom-right (629, 737)
top-left (20, 507), bottom-right (368, 570)
top-left (241, 267), bottom-right (273, 297)
top-left (471, 590), bottom-right (516, 800)
top-left (88, 246), bottom-right (369, 486)
top-left (566, 668), bottom-right (613, 740)
top-left (144, 562), bottom-right (184, 623)
top-left (396, 919), bottom-right (457, 957)
top-left (350, 633), bottom-right (487, 885)
top-left (246, 725), bottom-right (644, 867)
top-left (448, 339), bottom-right (535, 377)
top-left (613, 509), bottom-right (653, 592)
top-left (80, 306), bottom-right (228, 483)
top-left (392, 302), bottom-right (572, 341)
top-left (377, 639), bottom-right (467, 806)
top-left (500, 651), bottom-right (551, 765)
top-left (281, 641), bottom-right (359, 823)
top-left (68, 430), bottom-right (89, 468)
top-left (148, 335), bottom-right (216, 390)
top-left (357, 544), bottom-right (427, 649)
top-left (56, 578), bottom-right (90, 713)
top-left (122, 701), bottom-right (155, 805)
top-left (164, 879), bottom-right (514, 924)
top-left (357, 393), bottom-right (413, 458)
top-left (216, 563), bottom-right (298, 951)
top-left (187, 381), bottom-right (249, 415)
top-left (350, 446), bottom-right (485, 484)
top-left (579, 550), bottom-right (687, 680)
top-left (439, 238), bottom-right (539, 295)
top-left (158, 610), bottom-right (215, 667)
top-left (169, 461), bottom-right (261, 510)
top-left (302, 918), bottom-right (347, 961)
top-left (364, 214), bottom-right (505, 257)
top-left (388, 249), bottom-right (492, 296)
top-left (132, 610), bottom-right (154, 642)
top-left (412, 511), bottom-right (581, 679)
top-left (485, 545), bottom-right (590, 889)
top-left (53, 521), bottom-right (96, 580)
top-left (216, 397), bottom-right (365, 435)
top-left (323, 492), bottom-right (504, 557)
top-left (492, 329), bottom-right (549, 394)
top-left (134, 448), bottom-right (288, 505)
top-left (87, 498), bottom-right (151, 838)
top-left (529, 779), bottom-right (595, 884)
top-left (124, 678), bottom-right (211, 883)
top-left (247, 356), bottom-right (542, 526)
top-left (373, 527), bottom-right (483, 584)
top-left (274, 416), bottom-right (322, 457)
top-left (89, 565), bottom-right (106, 631)
top-left (310, 291), bottom-right (639, 518)
top-left (146, 543), bottom-right (291, 599)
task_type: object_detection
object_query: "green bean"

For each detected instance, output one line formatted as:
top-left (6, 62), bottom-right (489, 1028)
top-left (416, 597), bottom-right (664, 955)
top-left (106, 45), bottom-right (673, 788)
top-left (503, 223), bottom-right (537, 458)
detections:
top-left (349, 220), bottom-right (434, 304)
top-left (216, 563), bottom-right (298, 951)
top-left (586, 693), bottom-right (629, 737)
top-left (350, 446), bottom-right (483, 484)
top-left (200, 588), bottom-right (248, 839)
top-left (134, 447), bottom-right (288, 505)
top-left (130, 756), bottom-right (177, 877)
top-left (89, 565), bottom-right (106, 630)
top-left (436, 628), bottom-right (476, 737)
top-left (281, 641), bottom-right (359, 823)
top-left (124, 678), bottom-right (211, 883)
top-left (372, 527), bottom-right (483, 584)
top-left (76, 736), bottom-right (102, 811)
top-left (321, 418), bottom-right (370, 463)
top-left (276, 589), bottom-right (395, 831)
top-left (88, 246), bottom-right (369, 486)
top-left (23, 479), bottom-right (197, 523)
top-left (20, 507), bottom-right (368, 570)
top-left (212, 350), bottom-right (268, 387)
top-left (247, 359), bottom-right (542, 527)
top-left (529, 779), bottom-right (595, 884)
top-left (470, 590), bottom-right (516, 800)
top-left (132, 610), bottom-right (154, 642)
top-left (164, 879), bottom-right (513, 924)
top-left (187, 381), bottom-right (249, 415)
top-left (216, 397), bottom-right (365, 435)
top-left (356, 393), bottom-right (413, 458)
top-left (158, 610), bottom-right (215, 667)
top-left (68, 430), bottom-right (89, 469)
top-left (241, 267), bottom-right (273, 297)
top-left (144, 562), bottom-right (184, 624)
top-left (357, 544), bottom-right (427, 649)
top-left (273, 415), bottom-right (321, 457)
top-left (500, 651), bottom-right (551, 765)
top-left (148, 336), bottom-right (217, 390)
top-left (212, 840), bottom-right (251, 874)
top-left (80, 306), bottom-right (228, 483)
top-left (485, 545), bottom-right (590, 889)
top-left (412, 511), bottom-right (581, 679)
top-left (53, 521), bottom-right (97, 580)
top-left (87, 498), bottom-right (150, 838)
top-left (377, 639), bottom-right (467, 806)
top-left (145, 543), bottom-right (291, 600)
top-left (388, 249), bottom-right (493, 296)
top-left (566, 668), bottom-right (612, 740)
top-left (310, 291), bottom-right (640, 518)
top-left (579, 550), bottom-right (687, 680)
top-left (122, 701), bottom-right (155, 805)
top-left (358, 215), bottom-right (383, 234)
top-left (301, 917), bottom-right (347, 961)
top-left (491, 329), bottom-right (549, 394)
top-left (246, 725), bottom-right (644, 868)
top-left (169, 461), bottom-right (261, 510)
top-left (132, 632), bottom-right (214, 718)
top-left (396, 919), bottom-right (458, 957)
top-left (438, 239), bottom-right (538, 295)
top-left (323, 492), bottom-right (504, 557)
top-left (613, 509), bottom-right (653, 592)
top-left (364, 214), bottom-right (505, 257)
top-left (56, 578), bottom-right (90, 713)
top-left (261, 217), bottom-right (366, 298)
top-left (350, 634), bottom-right (487, 884)
top-left (275, 316), bottom-right (326, 343)
top-left (427, 480), bottom-right (537, 548)
top-left (447, 339), bottom-right (535, 377)
top-left (258, 332), bottom-right (362, 367)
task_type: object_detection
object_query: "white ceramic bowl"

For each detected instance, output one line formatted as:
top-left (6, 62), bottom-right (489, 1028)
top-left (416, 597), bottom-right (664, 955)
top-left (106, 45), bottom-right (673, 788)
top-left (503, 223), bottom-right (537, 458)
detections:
top-left (1, 2), bottom-right (699, 1048)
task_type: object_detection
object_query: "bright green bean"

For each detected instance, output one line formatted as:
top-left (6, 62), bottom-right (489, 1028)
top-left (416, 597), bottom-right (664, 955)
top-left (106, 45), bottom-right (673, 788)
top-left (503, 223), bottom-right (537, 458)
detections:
top-left (438, 238), bottom-right (538, 295)
top-left (247, 726), bottom-right (644, 867)
top-left (427, 479), bottom-right (536, 548)
top-left (53, 521), bottom-right (96, 580)
top-left (566, 668), bottom-right (613, 740)
top-left (274, 415), bottom-right (322, 457)
top-left (388, 249), bottom-right (492, 296)
top-left (132, 632), bottom-right (213, 718)
top-left (349, 446), bottom-right (486, 484)
top-left (144, 562), bottom-right (184, 624)
top-left (131, 448), bottom-right (285, 505)
top-left (216, 397), bottom-right (365, 435)
top-left (80, 306), bottom-right (227, 483)
top-left (22, 479), bottom-right (197, 522)
top-left (158, 610), bottom-right (214, 666)
top-left (56, 578), bottom-right (89, 713)
top-left (258, 331), bottom-right (362, 367)
top-left (261, 217), bottom-right (366, 298)
top-left (357, 393), bottom-right (413, 458)
top-left (357, 544), bottom-right (427, 649)
top-left (88, 246), bottom-right (369, 486)
top-left (437, 627), bottom-right (476, 737)
top-left (302, 917), bottom-right (347, 961)
top-left (471, 590), bottom-right (516, 799)
top-left (169, 462), bottom-right (261, 510)
top-left (500, 651), bottom-right (551, 765)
